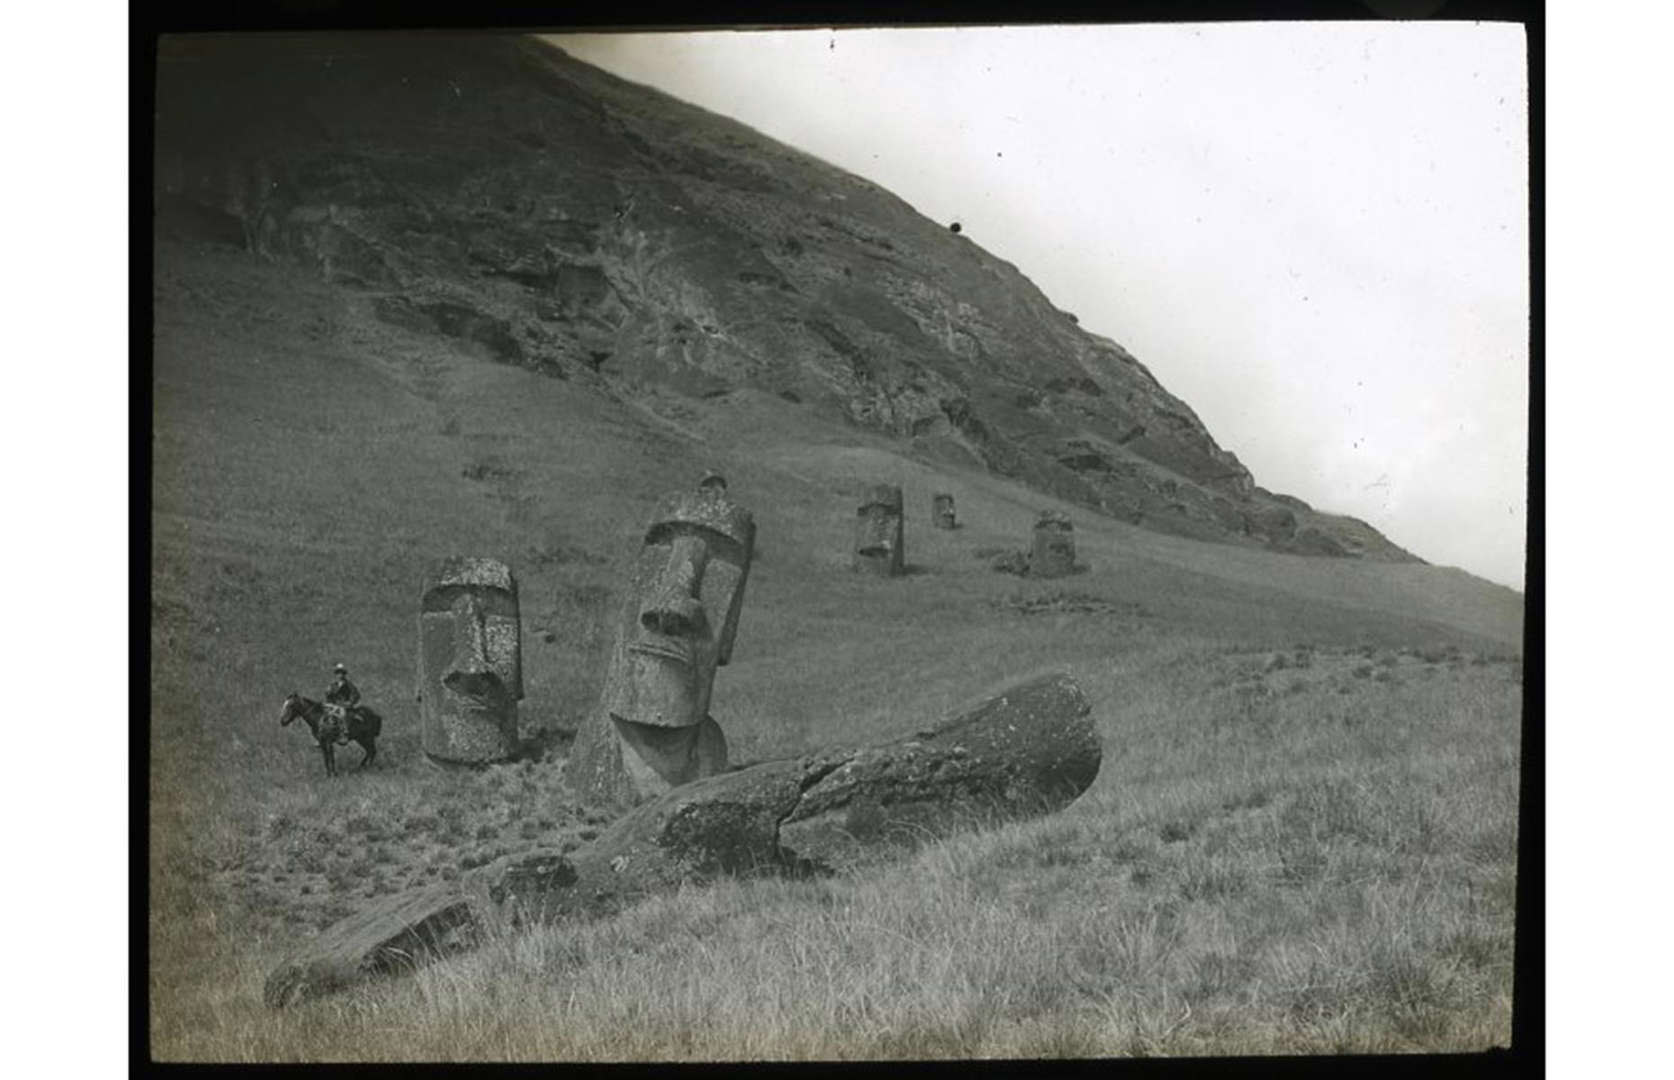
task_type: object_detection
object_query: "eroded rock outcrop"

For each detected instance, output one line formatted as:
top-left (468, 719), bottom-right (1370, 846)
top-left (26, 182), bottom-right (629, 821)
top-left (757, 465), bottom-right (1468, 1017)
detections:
top-left (153, 34), bottom-right (1419, 563)
top-left (264, 671), bottom-right (1100, 1007)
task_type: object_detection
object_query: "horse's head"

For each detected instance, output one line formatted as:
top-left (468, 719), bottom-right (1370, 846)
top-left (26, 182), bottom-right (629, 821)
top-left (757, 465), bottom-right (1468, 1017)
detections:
top-left (279, 692), bottom-right (303, 727)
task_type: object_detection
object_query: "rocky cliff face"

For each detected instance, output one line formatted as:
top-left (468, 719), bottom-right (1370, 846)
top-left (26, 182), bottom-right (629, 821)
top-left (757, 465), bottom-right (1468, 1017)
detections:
top-left (153, 33), bottom-right (1416, 561)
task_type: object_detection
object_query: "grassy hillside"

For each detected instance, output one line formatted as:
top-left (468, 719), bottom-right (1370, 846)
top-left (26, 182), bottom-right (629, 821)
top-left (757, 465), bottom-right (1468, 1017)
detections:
top-left (149, 239), bottom-right (1522, 1060)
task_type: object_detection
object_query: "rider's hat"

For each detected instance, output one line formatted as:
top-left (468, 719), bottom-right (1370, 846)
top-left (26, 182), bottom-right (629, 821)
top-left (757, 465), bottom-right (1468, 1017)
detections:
top-left (333, 662), bottom-right (348, 673)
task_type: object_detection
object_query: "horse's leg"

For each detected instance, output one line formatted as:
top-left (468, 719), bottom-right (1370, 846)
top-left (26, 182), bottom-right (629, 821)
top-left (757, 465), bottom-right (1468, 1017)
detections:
top-left (359, 738), bottom-right (376, 770)
top-left (322, 742), bottom-right (335, 777)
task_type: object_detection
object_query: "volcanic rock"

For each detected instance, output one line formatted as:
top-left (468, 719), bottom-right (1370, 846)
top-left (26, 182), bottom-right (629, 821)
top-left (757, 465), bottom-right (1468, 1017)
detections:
top-left (153, 33), bottom-right (1418, 562)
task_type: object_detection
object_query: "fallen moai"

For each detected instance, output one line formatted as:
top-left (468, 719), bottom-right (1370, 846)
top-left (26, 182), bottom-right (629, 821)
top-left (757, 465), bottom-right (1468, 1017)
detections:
top-left (263, 670), bottom-right (1101, 1008)
top-left (417, 556), bottom-right (524, 764)
top-left (568, 480), bottom-right (755, 811)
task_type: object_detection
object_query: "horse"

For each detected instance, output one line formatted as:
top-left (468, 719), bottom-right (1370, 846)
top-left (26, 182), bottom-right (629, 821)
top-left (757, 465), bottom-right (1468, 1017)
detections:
top-left (279, 693), bottom-right (382, 776)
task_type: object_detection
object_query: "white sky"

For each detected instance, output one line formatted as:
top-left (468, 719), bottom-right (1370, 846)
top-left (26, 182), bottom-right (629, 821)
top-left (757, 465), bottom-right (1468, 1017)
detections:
top-left (557, 24), bottom-right (1528, 589)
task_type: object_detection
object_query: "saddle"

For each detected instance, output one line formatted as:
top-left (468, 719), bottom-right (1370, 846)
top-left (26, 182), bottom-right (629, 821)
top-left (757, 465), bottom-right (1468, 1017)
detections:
top-left (321, 704), bottom-right (352, 744)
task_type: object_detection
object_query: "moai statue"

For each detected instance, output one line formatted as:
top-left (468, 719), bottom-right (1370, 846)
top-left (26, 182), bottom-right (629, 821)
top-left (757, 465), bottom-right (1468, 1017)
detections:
top-left (569, 480), bottom-right (755, 812)
top-left (417, 556), bottom-right (524, 765)
top-left (1032, 510), bottom-right (1077, 578)
top-left (932, 492), bottom-right (957, 530)
top-left (853, 484), bottom-right (905, 576)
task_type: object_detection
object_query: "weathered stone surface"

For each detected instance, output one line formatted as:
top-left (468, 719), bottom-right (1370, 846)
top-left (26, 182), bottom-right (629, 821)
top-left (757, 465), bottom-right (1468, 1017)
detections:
top-left (569, 482), bottom-right (756, 811)
top-left (262, 881), bottom-right (487, 1008)
top-left (418, 555), bottom-right (523, 764)
top-left (932, 492), bottom-right (957, 530)
top-left (778, 670), bottom-right (1098, 872)
top-left (265, 672), bottom-right (1102, 1007)
top-left (570, 714), bottom-right (730, 815)
top-left (854, 484), bottom-right (905, 576)
top-left (1031, 510), bottom-right (1078, 578)
top-left (511, 758), bottom-right (813, 927)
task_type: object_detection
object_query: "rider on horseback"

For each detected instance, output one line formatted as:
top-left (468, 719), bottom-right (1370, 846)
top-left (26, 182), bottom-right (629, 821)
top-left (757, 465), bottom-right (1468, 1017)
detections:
top-left (326, 663), bottom-right (361, 708)
top-left (324, 663), bottom-right (360, 744)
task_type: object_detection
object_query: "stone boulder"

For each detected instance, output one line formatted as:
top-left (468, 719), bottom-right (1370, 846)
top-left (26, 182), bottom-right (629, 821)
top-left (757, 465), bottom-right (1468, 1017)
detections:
top-left (264, 671), bottom-right (1101, 1007)
top-left (779, 670), bottom-right (1100, 873)
top-left (262, 881), bottom-right (486, 1008)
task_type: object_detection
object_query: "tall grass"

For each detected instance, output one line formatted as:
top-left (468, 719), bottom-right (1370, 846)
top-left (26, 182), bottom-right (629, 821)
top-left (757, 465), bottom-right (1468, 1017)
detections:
top-left (152, 641), bottom-right (1519, 1060)
top-left (149, 243), bottom-right (1522, 1061)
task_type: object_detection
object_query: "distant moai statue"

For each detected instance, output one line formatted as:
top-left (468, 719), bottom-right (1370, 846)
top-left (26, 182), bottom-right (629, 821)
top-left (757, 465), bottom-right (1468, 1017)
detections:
top-left (1031, 510), bottom-right (1077, 578)
top-left (932, 492), bottom-right (957, 530)
top-left (569, 479), bottom-right (756, 812)
top-left (853, 484), bottom-right (905, 576)
top-left (417, 556), bottom-right (524, 764)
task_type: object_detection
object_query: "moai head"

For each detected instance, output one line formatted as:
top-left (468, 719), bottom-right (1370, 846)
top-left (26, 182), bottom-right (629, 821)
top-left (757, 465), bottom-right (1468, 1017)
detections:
top-left (932, 492), bottom-right (957, 530)
top-left (599, 485), bottom-right (756, 731)
top-left (1031, 510), bottom-right (1077, 578)
top-left (417, 556), bottom-right (523, 764)
top-left (853, 484), bottom-right (905, 576)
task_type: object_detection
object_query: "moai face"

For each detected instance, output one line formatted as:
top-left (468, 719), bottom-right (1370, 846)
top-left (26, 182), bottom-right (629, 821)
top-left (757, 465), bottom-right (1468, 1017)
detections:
top-left (932, 492), bottom-right (957, 530)
top-left (1032, 510), bottom-right (1077, 578)
top-left (417, 556), bottom-right (523, 763)
top-left (853, 484), bottom-right (905, 576)
top-left (599, 487), bottom-right (755, 731)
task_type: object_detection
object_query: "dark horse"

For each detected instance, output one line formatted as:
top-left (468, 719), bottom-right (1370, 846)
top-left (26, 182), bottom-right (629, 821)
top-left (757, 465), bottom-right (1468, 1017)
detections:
top-left (279, 693), bottom-right (381, 776)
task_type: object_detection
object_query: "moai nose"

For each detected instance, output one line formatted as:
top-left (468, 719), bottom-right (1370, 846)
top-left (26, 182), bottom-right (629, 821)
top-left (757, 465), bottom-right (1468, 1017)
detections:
top-left (448, 595), bottom-right (493, 676)
top-left (641, 536), bottom-right (706, 638)
top-left (641, 596), bottom-right (704, 638)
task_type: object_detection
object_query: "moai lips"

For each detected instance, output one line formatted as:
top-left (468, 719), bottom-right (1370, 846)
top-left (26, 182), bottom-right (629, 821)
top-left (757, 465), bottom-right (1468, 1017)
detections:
top-left (570, 480), bottom-right (755, 812)
top-left (418, 556), bottom-right (523, 764)
top-left (932, 492), bottom-right (957, 530)
top-left (1031, 510), bottom-right (1077, 578)
top-left (853, 484), bottom-right (905, 576)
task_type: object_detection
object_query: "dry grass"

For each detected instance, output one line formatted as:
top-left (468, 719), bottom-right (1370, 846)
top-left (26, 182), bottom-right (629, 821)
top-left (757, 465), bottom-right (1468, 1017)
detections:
top-left (152, 635), bottom-right (1519, 1060)
top-left (148, 241), bottom-right (1523, 1061)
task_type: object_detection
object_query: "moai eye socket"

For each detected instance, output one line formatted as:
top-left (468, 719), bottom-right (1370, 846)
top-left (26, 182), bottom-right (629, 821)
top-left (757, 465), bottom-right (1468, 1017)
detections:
top-left (420, 584), bottom-right (519, 617)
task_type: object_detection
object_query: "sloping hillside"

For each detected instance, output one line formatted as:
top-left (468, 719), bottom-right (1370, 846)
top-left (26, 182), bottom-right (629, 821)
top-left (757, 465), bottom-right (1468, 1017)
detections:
top-left (149, 225), bottom-right (1521, 1061)
top-left (154, 32), bottom-right (1417, 560)
top-left (148, 33), bottom-right (1523, 1062)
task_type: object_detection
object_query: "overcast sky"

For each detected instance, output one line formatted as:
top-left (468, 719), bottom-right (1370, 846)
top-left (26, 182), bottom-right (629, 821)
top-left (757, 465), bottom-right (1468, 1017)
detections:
top-left (555, 24), bottom-right (1528, 589)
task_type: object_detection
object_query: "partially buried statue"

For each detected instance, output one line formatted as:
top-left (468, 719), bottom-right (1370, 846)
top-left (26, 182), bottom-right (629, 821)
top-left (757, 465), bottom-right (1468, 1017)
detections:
top-left (931, 492), bottom-right (957, 530)
top-left (1031, 510), bottom-right (1077, 578)
top-left (569, 479), bottom-right (755, 812)
top-left (418, 556), bottom-right (524, 765)
top-left (853, 484), bottom-right (905, 576)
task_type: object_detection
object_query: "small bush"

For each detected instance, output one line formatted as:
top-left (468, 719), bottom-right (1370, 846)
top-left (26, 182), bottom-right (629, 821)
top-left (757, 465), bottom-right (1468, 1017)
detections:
top-left (1159, 820), bottom-right (1196, 843)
